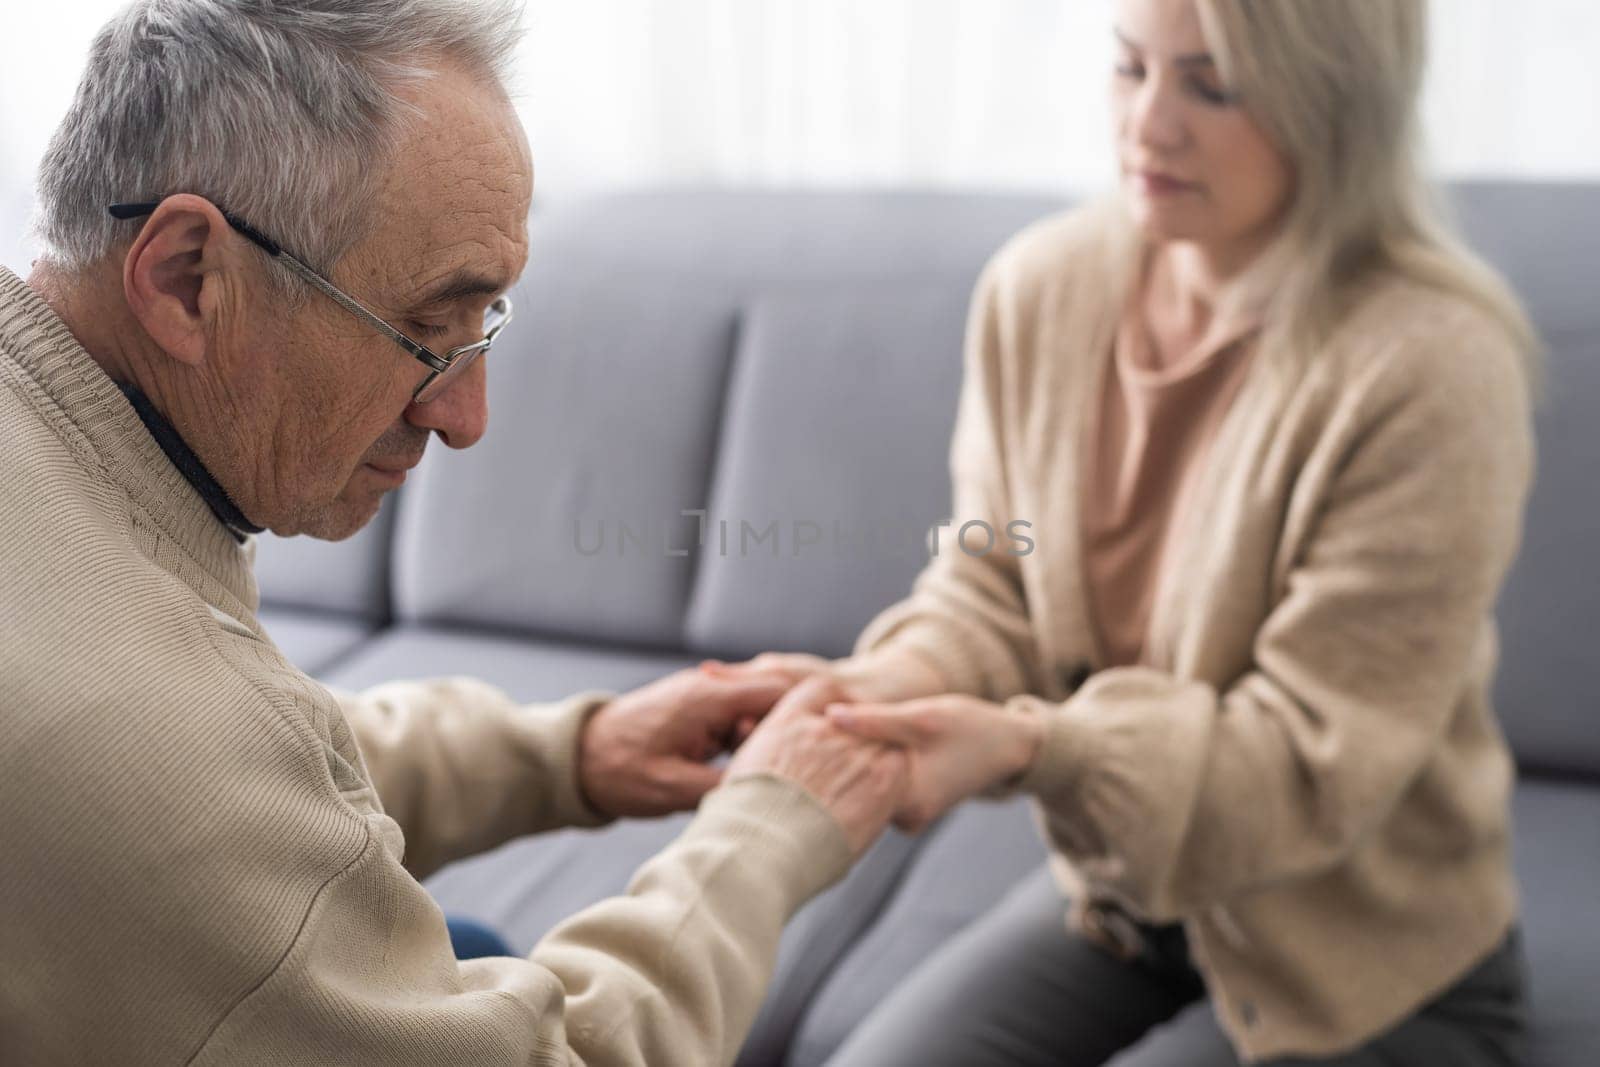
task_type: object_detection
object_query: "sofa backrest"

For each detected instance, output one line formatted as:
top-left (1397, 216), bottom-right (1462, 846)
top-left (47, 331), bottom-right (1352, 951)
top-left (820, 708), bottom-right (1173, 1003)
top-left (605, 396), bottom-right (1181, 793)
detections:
top-left (252, 494), bottom-right (396, 622)
top-left (1452, 184), bottom-right (1600, 780)
top-left (255, 184), bottom-right (1598, 779)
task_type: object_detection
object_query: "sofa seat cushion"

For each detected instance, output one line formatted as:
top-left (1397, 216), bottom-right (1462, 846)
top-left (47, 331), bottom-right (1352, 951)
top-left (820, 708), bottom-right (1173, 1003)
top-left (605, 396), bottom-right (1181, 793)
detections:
top-left (1512, 777), bottom-right (1600, 1067)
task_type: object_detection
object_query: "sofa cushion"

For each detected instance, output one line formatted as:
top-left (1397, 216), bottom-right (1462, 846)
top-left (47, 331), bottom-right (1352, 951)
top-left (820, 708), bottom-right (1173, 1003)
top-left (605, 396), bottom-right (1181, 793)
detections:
top-left (1450, 184), bottom-right (1597, 347)
top-left (1491, 326), bottom-right (1600, 780)
top-left (685, 286), bottom-right (971, 658)
top-left (1446, 184), bottom-right (1600, 780)
top-left (389, 276), bottom-right (739, 649)
top-left (1508, 777), bottom-right (1600, 1067)
top-left (314, 624), bottom-right (701, 700)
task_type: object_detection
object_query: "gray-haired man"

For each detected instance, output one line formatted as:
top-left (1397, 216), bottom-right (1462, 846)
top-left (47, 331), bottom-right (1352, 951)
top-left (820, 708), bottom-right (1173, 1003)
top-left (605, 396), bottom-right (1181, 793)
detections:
top-left (0, 2), bottom-right (905, 1063)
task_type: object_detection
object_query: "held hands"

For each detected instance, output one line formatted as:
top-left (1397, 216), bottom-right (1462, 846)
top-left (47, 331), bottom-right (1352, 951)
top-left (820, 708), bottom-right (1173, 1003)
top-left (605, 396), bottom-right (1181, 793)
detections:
top-left (825, 694), bottom-right (1044, 833)
top-left (577, 651), bottom-right (1040, 843)
top-left (703, 652), bottom-right (1046, 833)
top-left (575, 667), bottom-right (911, 860)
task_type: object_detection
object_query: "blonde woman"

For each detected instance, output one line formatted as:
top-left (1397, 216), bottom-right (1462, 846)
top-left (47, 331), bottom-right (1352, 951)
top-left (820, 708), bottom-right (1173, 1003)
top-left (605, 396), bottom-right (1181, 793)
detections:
top-left (708, 0), bottom-right (1536, 1063)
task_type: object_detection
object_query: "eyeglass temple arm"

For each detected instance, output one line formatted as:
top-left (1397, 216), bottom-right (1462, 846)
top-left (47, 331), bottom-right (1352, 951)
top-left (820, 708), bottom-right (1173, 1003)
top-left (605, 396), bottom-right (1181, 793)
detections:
top-left (110, 200), bottom-right (283, 255)
top-left (107, 201), bottom-right (449, 372)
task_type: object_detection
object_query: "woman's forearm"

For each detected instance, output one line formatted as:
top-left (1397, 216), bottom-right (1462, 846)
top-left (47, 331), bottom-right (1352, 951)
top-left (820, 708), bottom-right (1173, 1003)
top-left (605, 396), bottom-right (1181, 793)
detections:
top-left (832, 646), bottom-right (951, 704)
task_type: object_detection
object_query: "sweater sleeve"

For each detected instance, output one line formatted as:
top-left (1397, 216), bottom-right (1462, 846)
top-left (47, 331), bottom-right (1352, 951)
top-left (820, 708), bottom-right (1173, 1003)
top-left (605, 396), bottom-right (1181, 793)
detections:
top-left (329, 677), bottom-right (612, 879)
top-left (1013, 323), bottom-right (1534, 921)
top-left (854, 261), bottom-right (1047, 701)
top-left (191, 773), bottom-right (852, 1067)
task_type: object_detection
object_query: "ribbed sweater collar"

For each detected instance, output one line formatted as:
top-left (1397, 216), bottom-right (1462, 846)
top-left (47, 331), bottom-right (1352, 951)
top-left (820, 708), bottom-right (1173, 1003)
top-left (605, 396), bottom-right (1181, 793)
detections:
top-left (115, 380), bottom-right (263, 542)
top-left (0, 266), bottom-right (256, 612)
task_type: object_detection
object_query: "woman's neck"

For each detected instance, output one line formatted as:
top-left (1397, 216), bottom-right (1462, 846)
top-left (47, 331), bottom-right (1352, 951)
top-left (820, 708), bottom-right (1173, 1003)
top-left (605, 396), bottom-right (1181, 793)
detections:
top-left (1163, 236), bottom-right (1254, 303)
top-left (1140, 234), bottom-right (1271, 368)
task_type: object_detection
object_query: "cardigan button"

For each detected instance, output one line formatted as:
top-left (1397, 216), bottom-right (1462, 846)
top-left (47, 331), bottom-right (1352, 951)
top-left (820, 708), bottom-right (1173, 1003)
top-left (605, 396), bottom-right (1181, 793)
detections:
top-left (1240, 1001), bottom-right (1259, 1027)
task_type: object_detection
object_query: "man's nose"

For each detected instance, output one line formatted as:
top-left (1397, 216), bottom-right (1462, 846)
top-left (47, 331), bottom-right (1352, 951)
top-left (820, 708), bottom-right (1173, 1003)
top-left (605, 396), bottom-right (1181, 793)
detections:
top-left (404, 356), bottom-right (490, 449)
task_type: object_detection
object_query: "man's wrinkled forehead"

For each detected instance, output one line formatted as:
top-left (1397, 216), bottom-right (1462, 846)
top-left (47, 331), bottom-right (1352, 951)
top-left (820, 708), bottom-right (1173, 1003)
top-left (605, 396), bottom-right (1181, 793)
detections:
top-left (354, 64), bottom-right (533, 312)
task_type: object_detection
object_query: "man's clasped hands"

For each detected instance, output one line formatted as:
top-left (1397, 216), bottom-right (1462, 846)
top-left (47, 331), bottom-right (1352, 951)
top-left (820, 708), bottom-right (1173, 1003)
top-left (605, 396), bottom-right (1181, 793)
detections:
top-left (575, 649), bottom-right (1047, 858)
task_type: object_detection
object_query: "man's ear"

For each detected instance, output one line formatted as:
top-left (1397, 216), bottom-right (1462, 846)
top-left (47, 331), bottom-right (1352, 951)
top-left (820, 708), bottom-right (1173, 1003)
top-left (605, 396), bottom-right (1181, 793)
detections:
top-left (121, 194), bottom-right (243, 368)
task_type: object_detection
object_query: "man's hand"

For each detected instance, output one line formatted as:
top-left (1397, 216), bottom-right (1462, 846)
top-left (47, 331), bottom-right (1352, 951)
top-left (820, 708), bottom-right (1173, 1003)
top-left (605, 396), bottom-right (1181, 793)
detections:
top-left (727, 677), bottom-right (909, 858)
top-left (700, 647), bottom-right (946, 705)
top-left (824, 694), bottom-right (1044, 833)
top-left (577, 668), bottom-right (792, 819)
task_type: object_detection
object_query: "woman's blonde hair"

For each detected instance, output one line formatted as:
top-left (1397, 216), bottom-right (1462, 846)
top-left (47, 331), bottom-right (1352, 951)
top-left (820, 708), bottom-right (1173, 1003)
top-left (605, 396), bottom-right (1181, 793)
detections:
top-left (1175, 0), bottom-right (1539, 388)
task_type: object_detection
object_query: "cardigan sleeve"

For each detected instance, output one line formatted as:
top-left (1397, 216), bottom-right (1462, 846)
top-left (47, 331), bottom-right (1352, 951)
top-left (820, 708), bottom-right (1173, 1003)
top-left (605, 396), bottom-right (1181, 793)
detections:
top-left (854, 260), bottom-right (1049, 701)
top-left (330, 677), bottom-right (612, 880)
top-left (1013, 319), bottom-right (1535, 921)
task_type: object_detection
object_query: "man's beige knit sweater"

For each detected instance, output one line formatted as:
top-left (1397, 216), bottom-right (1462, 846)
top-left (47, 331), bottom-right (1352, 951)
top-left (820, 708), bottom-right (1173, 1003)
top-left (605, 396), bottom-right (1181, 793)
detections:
top-left (0, 266), bottom-right (852, 1065)
top-left (857, 207), bottom-right (1536, 1060)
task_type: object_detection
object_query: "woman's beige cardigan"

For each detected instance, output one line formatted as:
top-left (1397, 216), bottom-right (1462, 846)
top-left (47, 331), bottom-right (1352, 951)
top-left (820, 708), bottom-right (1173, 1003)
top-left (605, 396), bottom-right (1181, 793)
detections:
top-left (858, 206), bottom-right (1535, 1060)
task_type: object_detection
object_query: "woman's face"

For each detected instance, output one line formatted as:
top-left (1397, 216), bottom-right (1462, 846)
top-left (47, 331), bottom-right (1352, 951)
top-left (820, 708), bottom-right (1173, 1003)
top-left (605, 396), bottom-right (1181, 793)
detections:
top-left (1111, 0), bottom-right (1294, 265)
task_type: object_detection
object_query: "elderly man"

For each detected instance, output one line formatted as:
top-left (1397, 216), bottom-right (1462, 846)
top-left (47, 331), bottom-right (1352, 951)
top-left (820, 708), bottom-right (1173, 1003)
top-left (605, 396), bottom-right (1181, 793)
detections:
top-left (0, 2), bottom-right (908, 1064)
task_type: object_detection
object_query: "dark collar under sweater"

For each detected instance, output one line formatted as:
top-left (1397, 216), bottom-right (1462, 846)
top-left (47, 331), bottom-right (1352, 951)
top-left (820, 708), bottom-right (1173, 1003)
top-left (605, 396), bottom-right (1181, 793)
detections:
top-left (115, 382), bottom-right (263, 543)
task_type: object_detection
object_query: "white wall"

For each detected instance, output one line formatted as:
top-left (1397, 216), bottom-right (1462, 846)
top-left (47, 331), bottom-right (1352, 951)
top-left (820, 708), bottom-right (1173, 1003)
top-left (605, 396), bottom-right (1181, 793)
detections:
top-left (4, 0), bottom-right (1599, 275)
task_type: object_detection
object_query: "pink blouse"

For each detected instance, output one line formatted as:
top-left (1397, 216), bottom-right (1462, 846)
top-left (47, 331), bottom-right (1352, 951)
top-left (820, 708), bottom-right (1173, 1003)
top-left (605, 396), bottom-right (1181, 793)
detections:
top-left (1081, 296), bottom-right (1260, 667)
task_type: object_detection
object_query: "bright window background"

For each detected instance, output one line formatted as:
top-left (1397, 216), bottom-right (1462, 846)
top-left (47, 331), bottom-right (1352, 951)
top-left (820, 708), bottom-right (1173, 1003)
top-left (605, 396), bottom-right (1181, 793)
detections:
top-left (4, 1), bottom-right (1599, 274)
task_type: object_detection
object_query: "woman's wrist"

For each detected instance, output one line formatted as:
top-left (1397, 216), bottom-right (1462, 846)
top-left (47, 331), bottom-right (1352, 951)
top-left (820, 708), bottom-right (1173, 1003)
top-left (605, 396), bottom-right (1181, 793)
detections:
top-left (1006, 704), bottom-right (1047, 778)
top-left (973, 700), bottom-right (1047, 798)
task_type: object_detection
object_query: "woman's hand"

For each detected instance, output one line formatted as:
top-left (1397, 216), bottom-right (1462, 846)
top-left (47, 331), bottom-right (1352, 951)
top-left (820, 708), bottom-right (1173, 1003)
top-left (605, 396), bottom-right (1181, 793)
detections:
top-left (824, 694), bottom-right (1045, 832)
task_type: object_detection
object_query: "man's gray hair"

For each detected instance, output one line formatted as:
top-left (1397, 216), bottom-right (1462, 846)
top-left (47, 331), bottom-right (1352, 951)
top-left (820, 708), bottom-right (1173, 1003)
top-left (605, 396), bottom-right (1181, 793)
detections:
top-left (33, 0), bottom-right (523, 289)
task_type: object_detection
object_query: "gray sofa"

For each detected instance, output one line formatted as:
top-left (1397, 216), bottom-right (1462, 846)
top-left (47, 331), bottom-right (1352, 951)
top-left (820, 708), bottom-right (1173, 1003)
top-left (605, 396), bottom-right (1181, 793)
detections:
top-left (254, 185), bottom-right (1599, 1066)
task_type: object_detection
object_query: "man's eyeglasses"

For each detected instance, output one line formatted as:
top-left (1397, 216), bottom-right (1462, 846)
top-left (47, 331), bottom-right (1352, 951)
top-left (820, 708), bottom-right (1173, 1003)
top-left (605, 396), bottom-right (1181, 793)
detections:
top-left (108, 200), bottom-right (512, 404)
